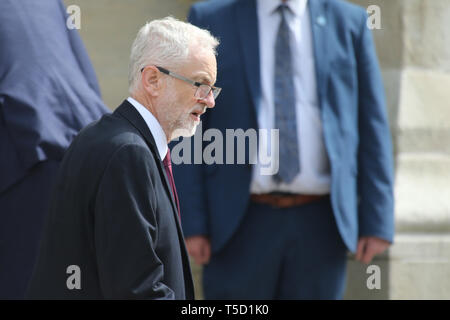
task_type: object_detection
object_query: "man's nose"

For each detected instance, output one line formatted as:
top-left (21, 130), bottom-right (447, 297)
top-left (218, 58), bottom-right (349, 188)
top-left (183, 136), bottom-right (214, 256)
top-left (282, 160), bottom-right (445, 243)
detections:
top-left (199, 91), bottom-right (216, 109)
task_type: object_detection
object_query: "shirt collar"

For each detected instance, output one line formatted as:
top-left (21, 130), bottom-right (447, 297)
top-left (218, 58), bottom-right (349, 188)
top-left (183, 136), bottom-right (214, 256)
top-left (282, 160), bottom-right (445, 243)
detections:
top-left (258, 0), bottom-right (308, 18)
top-left (127, 97), bottom-right (168, 161)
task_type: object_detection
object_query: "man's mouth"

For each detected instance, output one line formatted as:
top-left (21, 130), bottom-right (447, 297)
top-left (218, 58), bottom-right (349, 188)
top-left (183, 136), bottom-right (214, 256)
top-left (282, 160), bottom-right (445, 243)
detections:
top-left (190, 109), bottom-right (205, 122)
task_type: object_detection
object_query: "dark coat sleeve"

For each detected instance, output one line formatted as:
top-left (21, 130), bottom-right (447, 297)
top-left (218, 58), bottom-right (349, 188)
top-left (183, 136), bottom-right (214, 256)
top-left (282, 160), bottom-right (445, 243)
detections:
top-left (94, 143), bottom-right (175, 299)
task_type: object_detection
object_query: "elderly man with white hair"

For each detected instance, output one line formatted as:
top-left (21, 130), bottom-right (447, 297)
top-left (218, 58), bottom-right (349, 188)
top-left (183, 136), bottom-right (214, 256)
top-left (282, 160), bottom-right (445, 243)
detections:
top-left (28, 17), bottom-right (220, 299)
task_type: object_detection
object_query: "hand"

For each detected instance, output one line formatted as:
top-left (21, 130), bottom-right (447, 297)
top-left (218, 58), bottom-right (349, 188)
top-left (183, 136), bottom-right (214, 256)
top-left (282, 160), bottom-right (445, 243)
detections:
top-left (355, 236), bottom-right (390, 264)
top-left (185, 235), bottom-right (211, 265)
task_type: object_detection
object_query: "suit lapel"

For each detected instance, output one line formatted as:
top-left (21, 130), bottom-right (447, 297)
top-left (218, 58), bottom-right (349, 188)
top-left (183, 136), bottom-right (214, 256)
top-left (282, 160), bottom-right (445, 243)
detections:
top-left (115, 100), bottom-right (194, 298)
top-left (235, 0), bottom-right (328, 116)
top-left (115, 101), bottom-right (181, 225)
top-left (235, 0), bottom-right (261, 116)
top-left (309, 0), bottom-right (330, 105)
top-left (114, 100), bottom-right (159, 155)
top-left (115, 101), bottom-right (177, 211)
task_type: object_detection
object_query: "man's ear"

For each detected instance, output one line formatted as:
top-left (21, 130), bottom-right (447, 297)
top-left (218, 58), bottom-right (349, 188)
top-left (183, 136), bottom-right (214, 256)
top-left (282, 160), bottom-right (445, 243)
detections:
top-left (141, 66), bottom-right (161, 97)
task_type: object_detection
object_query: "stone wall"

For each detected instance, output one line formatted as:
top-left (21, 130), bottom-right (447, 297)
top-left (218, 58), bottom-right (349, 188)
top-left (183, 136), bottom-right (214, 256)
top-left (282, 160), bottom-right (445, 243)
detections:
top-left (347, 0), bottom-right (450, 299)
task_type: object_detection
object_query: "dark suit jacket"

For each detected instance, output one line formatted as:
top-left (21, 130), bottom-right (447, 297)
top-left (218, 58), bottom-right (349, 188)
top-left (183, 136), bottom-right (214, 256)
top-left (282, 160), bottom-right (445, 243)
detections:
top-left (172, 0), bottom-right (395, 254)
top-left (28, 100), bottom-right (194, 299)
top-left (0, 0), bottom-right (109, 195)
top-left (0, 0), bottom-right (109, 299)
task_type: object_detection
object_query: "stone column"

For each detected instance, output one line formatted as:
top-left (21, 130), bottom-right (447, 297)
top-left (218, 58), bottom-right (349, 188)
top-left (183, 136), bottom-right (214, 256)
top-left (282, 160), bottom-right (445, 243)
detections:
top-left (346, 0), bottom-right (450, 299)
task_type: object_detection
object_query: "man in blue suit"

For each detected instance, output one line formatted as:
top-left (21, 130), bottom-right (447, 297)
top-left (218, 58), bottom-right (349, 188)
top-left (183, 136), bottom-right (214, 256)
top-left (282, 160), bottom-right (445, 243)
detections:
top-left (173, 0), bottom-right (394, 299)
top-left (0, 0), bottom-right (109, 299)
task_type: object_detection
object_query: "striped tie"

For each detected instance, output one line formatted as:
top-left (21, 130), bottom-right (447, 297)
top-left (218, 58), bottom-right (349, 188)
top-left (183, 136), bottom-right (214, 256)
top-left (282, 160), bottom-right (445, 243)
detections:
top-left (273, 4), bottom-right (300, 184)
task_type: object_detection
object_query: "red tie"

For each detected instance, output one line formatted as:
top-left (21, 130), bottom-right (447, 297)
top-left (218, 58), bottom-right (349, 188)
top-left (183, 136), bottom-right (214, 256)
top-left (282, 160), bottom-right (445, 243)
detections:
top-left (163, 150), bottom-right (181, 220)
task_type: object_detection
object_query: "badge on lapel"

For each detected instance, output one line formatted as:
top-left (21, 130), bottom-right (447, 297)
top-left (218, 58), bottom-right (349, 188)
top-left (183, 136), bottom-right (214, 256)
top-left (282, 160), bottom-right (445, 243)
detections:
top-left (316, 15), bottom-right (327, 26)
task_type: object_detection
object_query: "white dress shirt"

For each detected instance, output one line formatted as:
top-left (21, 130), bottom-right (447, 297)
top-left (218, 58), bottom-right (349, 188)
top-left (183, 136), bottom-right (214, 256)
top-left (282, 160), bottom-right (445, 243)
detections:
top-left (250, 0), bottom-right (331, 194)
top-left (127, 97), bottom-right (168, 161)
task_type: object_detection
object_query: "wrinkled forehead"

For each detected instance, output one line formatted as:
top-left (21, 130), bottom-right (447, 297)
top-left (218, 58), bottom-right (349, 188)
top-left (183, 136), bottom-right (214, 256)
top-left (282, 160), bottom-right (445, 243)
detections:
top-left (185, 46), bottom-right (217, 85)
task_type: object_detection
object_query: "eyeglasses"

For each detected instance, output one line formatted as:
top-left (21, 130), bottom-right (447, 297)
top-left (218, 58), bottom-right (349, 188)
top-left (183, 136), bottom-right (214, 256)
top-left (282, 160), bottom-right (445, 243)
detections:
top-left (140, 66), bottom-right (221, 100)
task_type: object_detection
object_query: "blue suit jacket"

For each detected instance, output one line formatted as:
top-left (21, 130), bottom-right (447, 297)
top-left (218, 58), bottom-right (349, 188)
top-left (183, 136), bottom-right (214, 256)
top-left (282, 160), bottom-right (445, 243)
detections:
top-left (0, 0), bottom-right (109, 195)
top-left (172, 0), bottom-right (395, 253)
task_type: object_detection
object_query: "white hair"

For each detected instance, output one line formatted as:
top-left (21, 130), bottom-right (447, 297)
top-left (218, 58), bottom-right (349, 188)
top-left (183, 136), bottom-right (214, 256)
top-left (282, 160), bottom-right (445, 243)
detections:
top-left (128, 16), bottom-right (219, 94)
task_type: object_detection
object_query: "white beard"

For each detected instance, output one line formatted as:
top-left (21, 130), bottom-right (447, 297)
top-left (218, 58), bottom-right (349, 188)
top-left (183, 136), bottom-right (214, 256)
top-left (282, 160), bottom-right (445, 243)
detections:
top-left (169, 111), bottom-right (199, 140)
top-left (159, 95), bottom-right (204, 141)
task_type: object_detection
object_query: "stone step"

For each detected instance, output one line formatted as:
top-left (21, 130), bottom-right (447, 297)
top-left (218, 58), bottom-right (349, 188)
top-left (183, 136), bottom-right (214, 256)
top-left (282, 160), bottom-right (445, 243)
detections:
top-left (396, 128), bottom-right (450, 154)
top-left (394, 153), bottom-right (450, 232)
top-left (389, 233), bottom-right (450, 299)
top-left (345, 233), bottom-right (450, 300)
